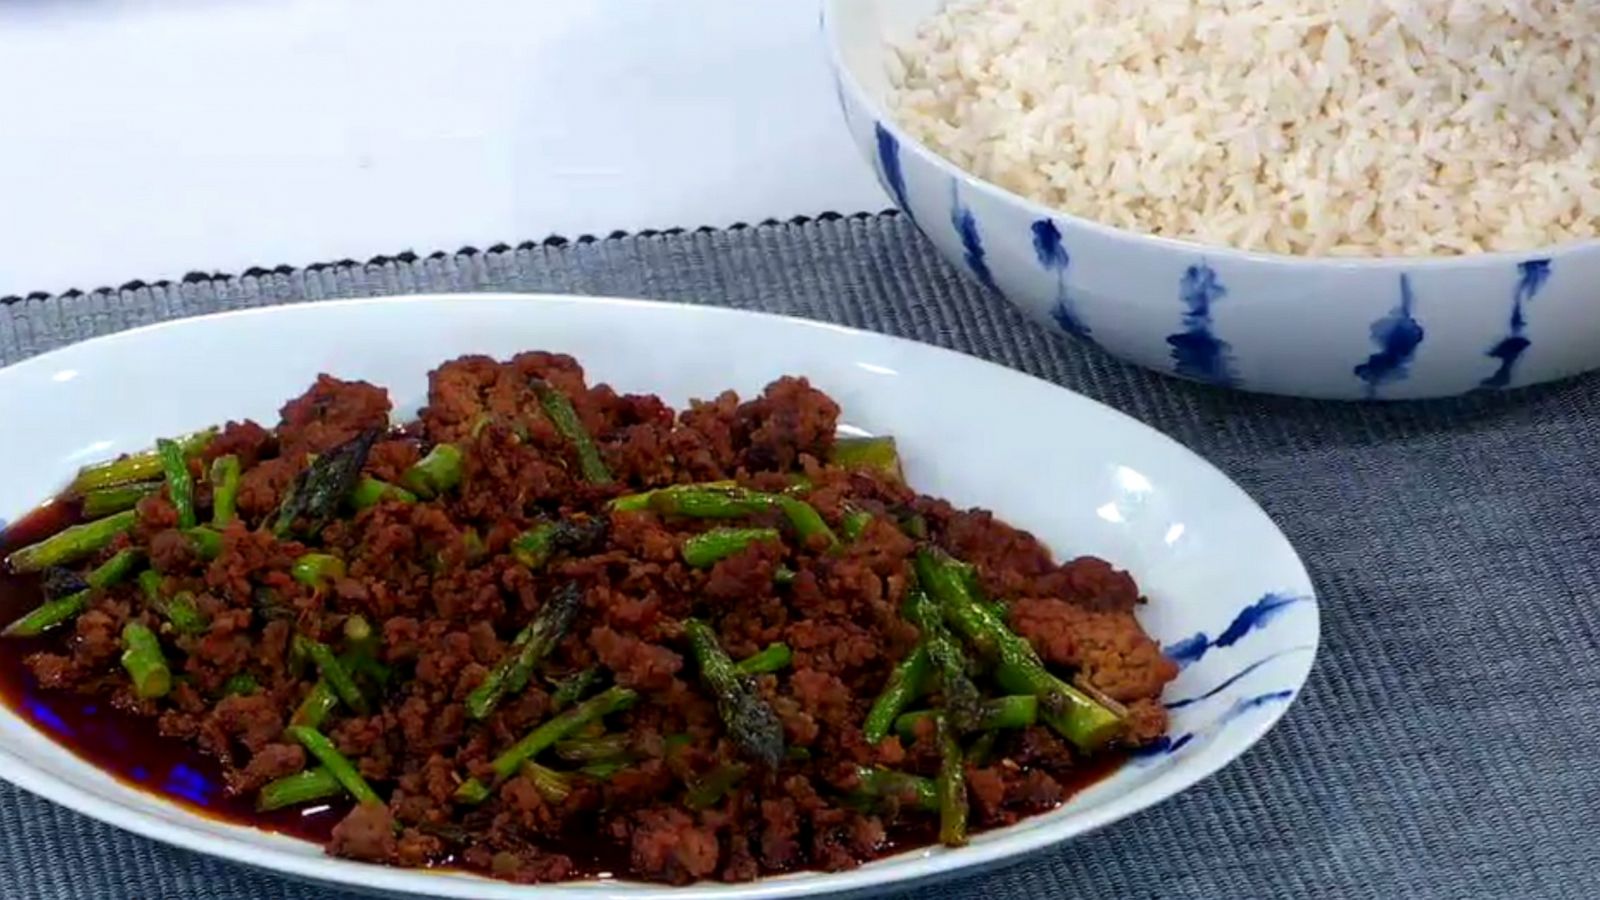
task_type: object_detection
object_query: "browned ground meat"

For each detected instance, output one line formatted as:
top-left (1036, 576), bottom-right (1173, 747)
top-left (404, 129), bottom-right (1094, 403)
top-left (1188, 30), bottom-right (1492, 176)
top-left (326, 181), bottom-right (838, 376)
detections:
top-left (1010, 597), bottom-right (1178, 703)
top-left (204, 420), bottom-right (277, 471)
top-left (330, 802), bottom-right (399, 862)
top-left (626, 807), bottom-right (721, 884)
top-left (0, 352), bottom-right (1179, 886)
top-left (276, 374), bottom-right (393, 460)
top-left (226, 742), bottom-right (307, 795)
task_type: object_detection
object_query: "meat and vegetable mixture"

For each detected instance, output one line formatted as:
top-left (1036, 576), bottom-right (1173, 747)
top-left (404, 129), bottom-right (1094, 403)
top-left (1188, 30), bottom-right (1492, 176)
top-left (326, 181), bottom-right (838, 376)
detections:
top-left (0, 352), bottom-right (1178, 884)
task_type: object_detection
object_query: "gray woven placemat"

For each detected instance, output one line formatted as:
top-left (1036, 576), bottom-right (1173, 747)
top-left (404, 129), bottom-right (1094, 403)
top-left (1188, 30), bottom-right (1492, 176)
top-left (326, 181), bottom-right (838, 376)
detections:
top-left (2, 213), bottom-right (1597, 899)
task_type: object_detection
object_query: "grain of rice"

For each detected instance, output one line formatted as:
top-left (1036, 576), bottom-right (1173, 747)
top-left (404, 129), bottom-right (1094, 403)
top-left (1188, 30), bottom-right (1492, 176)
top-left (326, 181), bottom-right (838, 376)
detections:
top-left (887, 0), bottom-right (1600, 257)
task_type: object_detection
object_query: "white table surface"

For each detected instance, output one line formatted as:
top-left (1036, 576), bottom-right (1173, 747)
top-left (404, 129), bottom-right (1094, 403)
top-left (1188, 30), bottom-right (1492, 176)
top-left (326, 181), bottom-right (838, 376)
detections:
top-left (0, 0), bottom-right (888, 298)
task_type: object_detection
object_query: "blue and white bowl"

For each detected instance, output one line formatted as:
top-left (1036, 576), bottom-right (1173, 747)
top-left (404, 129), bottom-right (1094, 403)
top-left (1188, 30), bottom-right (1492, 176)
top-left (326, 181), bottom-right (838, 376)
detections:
top-left (823, 0), bottom-right (1600, 400)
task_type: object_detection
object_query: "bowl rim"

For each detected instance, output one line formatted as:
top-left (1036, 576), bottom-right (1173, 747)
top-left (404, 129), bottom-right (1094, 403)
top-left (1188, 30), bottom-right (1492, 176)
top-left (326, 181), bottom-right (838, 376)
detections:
top-left (0, 292), bottom-right (1321, 900)
top-left (820, 0), bottom-right (1600, 270)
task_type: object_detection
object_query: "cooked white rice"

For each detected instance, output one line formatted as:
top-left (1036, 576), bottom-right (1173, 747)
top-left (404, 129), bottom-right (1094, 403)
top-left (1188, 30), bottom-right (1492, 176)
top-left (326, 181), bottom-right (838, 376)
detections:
top-left (886, 0), bottom-right (1600, 257)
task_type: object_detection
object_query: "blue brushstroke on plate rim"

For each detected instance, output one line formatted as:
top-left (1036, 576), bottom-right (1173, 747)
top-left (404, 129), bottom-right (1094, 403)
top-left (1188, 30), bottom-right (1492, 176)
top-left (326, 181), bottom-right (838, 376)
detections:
top-left (1134, 690), bottom-right (1297, 759)
top-left (1164, 592), bottom-right (1310, 670)
top-left (1165, 646), bottom-right (1315, 710)
top-left (1141, 590), bottom-right (1312, 761)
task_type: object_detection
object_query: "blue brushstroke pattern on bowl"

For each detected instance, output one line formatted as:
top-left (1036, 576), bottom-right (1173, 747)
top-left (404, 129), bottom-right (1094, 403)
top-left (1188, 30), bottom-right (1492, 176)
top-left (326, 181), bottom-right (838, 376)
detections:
top-left (824, 0), bottom-right (1600, 400)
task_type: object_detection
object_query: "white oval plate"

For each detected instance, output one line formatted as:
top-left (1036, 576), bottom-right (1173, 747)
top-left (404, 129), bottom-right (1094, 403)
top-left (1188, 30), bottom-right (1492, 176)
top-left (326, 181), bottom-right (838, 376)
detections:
top-left (0, 295), bottom-right (1318, 899)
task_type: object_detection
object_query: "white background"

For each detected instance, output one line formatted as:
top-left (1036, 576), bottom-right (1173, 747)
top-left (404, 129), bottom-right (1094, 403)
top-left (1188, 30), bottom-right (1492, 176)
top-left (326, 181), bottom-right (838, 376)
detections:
top-left (0, 0), bottom-right (889, 297)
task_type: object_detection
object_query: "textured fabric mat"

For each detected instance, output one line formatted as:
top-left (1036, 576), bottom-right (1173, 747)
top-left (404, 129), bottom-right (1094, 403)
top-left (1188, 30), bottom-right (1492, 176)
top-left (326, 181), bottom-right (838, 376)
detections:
top-left (2, 213), bottom-right (1597, 899)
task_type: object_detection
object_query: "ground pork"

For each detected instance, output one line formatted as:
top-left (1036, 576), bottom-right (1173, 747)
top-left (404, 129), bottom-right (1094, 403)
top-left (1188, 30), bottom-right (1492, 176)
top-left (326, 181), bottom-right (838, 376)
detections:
top-left (0, 356), bottom-right (1178, 888)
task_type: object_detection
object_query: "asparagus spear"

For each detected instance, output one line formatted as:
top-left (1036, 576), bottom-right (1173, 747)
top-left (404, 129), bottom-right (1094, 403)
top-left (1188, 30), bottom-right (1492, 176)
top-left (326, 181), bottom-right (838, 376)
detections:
top-left (349, 476), bottom-right (417, 511)
top-left (965, 732), bottom-right (998, 766)
top-left (295, 635), bottom-right (369, 715)
top-left (285, 725), bottom-right (382, 806)
top-left (137, 570), bottom-right (208, 635)
top-left (257, 766), bottom-right (343, 812)
top-left (935, 714), bottom-right (968, 847)
top-left (157, 438), bottom-right (198, 529)
top-left (863, 645), bottom-right (930, 744)
top-left (510, 518), bottom-right (609, 569)
top-left (222, 673), bottom-right (260, 697)
top-left (510, 522), bottom-right (559, 569)
top-left (533, 379), bottom-right (613, 485)
top-left (829, 436), bottom-right (904, 483)
top-left (893, 696), bottom-right (1038, 741)
top-left (2, 592), bottom-right (87, 638)
top-left (184, 526), bottom-right (223, 560)
top-left (273, 429), bottom-right (379, 538)
top-left (848, 765), bottom-right (938, 812)
top-left (209, 455), bottom-right (241, 527)
top-left (466, 582), bottom-right (583, 720)
top-left (345, 613), bottom-right (374, 644)
top-left (291, 553), bottom-right (346, 590)
top-left (81, 481), bottom-right (161, 518)
top-left (121, 622), bottom-right (172, 699)
top-left (291, 614), bottom-right (377, 730)
top-left (454, 779), bottom-right (491, 805)
top-left (291, 680), bottom-right (341, 729)
top-left (553, 734), bottom-right (631, 763)
top-left (580, 760), bottom-right (627, 780)
top-left (776, 496), bottom-right (838, 549)
top-left (734, 642), bottom-right (792, 676)
top-left (684, 763), bottom-right (748, 809)
top-left (455, 685), bottom-right (639, 803)
top-left (163, 592), bottom-right (209, 636)
top-left (684, 618), bottom-right (785, 769)
top-left (136, 569), bottom-right (162, 603)
top-left (70, 428), bottom-right (217, 494)
top-left (5, 510), bottom-right (137, 573)
top-left (399, 444), bottom-right (464, 500)
top-left (905, 589), bottom-right (985, 733)
top-left (5, 549), bottom-right (146, 638)
top-left (915, 548), bottom-right (1124, 751)
top-left (548, 668), bottom-right (598, 712)
top-left (521, 761), bottom-right (574, 804)
top-left (87, 548), bottom-right (144, 590)
top-left (840, 509), bottom-right (874, 542)
top-left (682, 527), bottom-right (781, 568)
top-left (619, 484), bottom-right (838, 547)
top-left (647, 485), bottom-right (762, 518)
top-left (609, 481), bottom-right (738, 512)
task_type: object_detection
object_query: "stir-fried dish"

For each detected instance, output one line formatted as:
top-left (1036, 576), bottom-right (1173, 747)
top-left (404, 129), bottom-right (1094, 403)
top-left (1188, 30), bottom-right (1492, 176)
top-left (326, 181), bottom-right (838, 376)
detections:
top-left (0, 352), bottom-right (1178, 884)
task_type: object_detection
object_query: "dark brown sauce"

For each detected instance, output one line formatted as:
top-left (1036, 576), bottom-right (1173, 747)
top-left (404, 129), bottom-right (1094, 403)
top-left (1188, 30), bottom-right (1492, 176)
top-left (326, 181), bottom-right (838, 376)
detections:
top-left (0, 502), bottom-right (347, 843)
top-left (0, 501), bottom-right (1126, 880)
